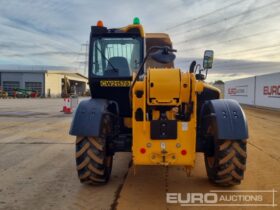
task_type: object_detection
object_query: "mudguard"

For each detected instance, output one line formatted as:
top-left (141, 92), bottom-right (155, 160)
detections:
top-left (69, 99), bottom-right (109, 137)
top-left (201, 99), bottom-right (248, 140)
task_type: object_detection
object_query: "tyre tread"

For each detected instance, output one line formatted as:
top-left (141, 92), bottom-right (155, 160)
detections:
top-left (75, 136), bottom-right (112, 184)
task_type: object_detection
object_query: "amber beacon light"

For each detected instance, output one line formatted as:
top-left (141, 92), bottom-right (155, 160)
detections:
top-left (97, 20), bottom-right (104, 27)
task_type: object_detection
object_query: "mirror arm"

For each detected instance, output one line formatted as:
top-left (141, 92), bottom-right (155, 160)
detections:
top-left (189, 61), bottom-right (196, 73)
top-left (194, 64), bottom-right (201, 74)
top-left (129, 46), bottom-right (176, 106)
top-left (129, 46), bottom-right (164, 104)
top-left (130, 46), bottom-right (175, 91)
top-left (204, 68), bottom-right (209, 80)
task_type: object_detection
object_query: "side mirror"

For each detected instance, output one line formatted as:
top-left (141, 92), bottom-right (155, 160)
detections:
top-left (203, 50), bottom-right (214, 69)
top-left (150, 47), bottom-right (176, 64)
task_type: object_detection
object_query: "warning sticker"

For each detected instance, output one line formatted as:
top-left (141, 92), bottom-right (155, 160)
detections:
top-left (182, 122), bottom-right (188, 131)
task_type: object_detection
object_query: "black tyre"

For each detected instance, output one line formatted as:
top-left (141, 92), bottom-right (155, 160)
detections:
top-left (76, 136), bottom-right (113, 184)
top-left (204, 123), bottom-right (247, 186)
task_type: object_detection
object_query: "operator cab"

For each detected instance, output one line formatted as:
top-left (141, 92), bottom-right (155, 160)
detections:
top-left (88, 19), bottom-right (144, 117)
top-left (92, 37), bottom-right (142, 78)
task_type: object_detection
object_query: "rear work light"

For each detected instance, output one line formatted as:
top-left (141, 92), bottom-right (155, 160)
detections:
top-left (140, 148), bottom-right (146, 154)
top-left (181, 149), bottom-right (187, 156)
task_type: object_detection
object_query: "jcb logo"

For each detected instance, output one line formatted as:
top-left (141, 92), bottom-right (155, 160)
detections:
top-left (100, 80), bottom-right (131, 87)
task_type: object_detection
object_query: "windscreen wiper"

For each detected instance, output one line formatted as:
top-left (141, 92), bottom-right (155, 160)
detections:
top-left (95, 46), bottom-right (119, 72)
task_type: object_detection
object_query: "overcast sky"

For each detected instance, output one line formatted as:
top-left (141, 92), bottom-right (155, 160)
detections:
top-left (0, 0), bottom-right (280, 82)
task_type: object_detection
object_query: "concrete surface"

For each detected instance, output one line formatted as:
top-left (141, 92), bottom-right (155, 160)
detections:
top-left (117, 106), bottom-right (280, 210)
top-left (0, 99), bottom-right (131, 210)
top-left (0, 99), bottom-right (279, 210)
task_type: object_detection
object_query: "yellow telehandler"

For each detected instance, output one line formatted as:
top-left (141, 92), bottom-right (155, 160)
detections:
top-left (70, 18), bottom-right (248, 186)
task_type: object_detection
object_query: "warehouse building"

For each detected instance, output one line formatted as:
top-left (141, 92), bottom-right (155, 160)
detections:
top-left (0, 68), bottom-right (88, 97)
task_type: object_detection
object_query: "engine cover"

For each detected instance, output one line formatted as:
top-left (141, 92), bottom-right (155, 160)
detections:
top-left (147, 68), bottom-right (181, 106)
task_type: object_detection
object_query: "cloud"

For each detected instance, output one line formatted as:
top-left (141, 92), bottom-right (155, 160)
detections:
top-left (0, 41), bottom-right (38, 50)
top-left (175, 56), bottom-right (280, 82)
top-left (2, 16), bottom-right (70, 39)
top-left (0, 0), bottom-right (279, 80)
top-left (2, 51), bottom-right (81, 57)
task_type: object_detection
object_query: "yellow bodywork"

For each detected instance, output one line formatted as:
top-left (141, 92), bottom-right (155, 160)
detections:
top-left (119, 24), bottom-right (145, 37)
top-left (114, 24), bottom-right (219, 167)
top-left (132, 68), bottom-right (202, 167)
top-left (147, 68), bottom-right (181, 106)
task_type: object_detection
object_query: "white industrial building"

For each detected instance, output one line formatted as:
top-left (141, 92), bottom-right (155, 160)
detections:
top-left (224, 72), bottom-right (280, 109)
top-left (0, 68), bottom-right (88, 97)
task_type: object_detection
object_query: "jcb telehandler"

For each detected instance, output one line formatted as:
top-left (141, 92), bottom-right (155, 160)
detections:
top-left (70, 18), bottom-right (248, 186)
